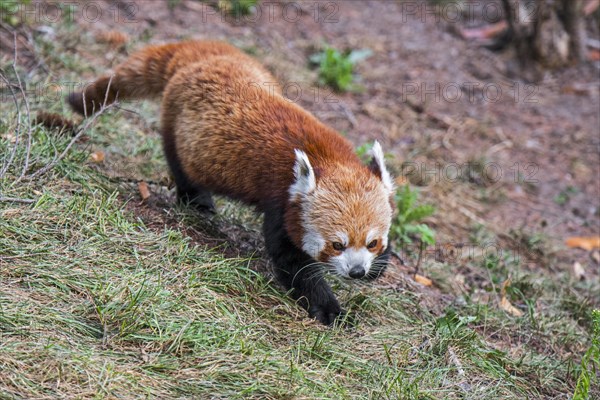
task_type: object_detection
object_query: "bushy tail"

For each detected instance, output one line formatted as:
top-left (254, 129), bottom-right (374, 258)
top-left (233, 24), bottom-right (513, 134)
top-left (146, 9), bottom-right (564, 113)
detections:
top-left (68, 41), bottom-right (240, 116)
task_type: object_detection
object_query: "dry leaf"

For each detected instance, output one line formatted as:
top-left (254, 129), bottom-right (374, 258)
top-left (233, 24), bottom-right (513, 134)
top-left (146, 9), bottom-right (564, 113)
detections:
top-left (414, 274), bottom-right (433, 286)
top-left (499, 278), bottom-right (524, 317)
top-left (500, 297), bottom-right (524, 317)
top-left (572, 262), bottom-right (586, 281)
top-left (561, 83), bottom-right (592, 96)
top-left (591, 250), bottom-right (600, 264)
top-left (460, 20), bottom-right (508, 40)
top-left (566, 236), bottom-right (600, 251)
top-left (95, 30), bottom-right (129, 47)
top-left (90, 151), bottom-right (105, 163)
top-left (589, 49), bottom-right (600, 62)
top-left (585, 0), bottom-right (600, 16)
top-left (138, 181), bottom-right (151, 201)
top-left (3, 132), bottom-right (17, 143)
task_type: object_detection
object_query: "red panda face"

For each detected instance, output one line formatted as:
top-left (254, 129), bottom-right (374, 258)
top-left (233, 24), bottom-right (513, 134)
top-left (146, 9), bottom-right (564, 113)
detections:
top-left (303, 173), bottom-right (392, 278)
top-left (289, 144), bottom-right (394, 278)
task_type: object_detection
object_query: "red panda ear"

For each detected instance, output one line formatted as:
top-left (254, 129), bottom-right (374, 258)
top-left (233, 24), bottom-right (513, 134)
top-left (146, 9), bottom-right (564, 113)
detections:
top-left (289, 149), bottom-right (316, 200)
top-left (368, 141), bottom-right (395, 195)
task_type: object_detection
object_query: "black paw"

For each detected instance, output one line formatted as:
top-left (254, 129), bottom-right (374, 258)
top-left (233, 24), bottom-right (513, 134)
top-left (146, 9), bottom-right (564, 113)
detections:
top-left (177, 191), bottom-right (216, 214)
top-left (308, 303), bottom-right (351, 326)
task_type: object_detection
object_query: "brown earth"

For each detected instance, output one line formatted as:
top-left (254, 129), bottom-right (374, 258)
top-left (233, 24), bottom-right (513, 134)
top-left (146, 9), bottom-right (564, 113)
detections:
top-left (6, 0), bottom-right (599, 299)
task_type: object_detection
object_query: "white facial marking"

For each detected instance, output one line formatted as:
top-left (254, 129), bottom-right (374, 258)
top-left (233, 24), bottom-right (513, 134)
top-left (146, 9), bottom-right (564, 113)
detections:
top-left (289, 149), bottom-right (316, 201)
top-left (301, 224), bottom-right (325, 259)
top-left (366, 229), bottom-right (378, 245)
top-left (370, 141), bottom-right (394, 195)
top-left (331, 247), bottom-right (375, 277)
top-left (336, 232), bottom-right (349, 246)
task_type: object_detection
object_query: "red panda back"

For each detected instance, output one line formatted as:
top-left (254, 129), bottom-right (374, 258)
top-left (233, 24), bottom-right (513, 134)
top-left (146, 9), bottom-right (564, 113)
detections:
top-left (68, 41), bottom-right (274, 115)
top-left (160, 56), bottom-right (363, 209)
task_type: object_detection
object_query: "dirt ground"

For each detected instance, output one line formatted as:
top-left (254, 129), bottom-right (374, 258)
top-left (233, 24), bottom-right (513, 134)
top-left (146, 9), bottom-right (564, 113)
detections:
top-left (37, 0), bottom-right (599, 279)
top-left (1, 0), bottom-right (597, 311)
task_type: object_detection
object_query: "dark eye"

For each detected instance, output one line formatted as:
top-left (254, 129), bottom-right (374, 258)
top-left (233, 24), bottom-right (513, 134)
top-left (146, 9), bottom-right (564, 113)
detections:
top-left (367, 240), bottom-right (378, 249)
top-left (332, 242), bottom-right (345, 251)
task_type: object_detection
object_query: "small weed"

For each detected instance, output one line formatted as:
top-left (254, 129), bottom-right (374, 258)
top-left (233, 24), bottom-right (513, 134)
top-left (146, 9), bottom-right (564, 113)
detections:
top-left (553, 186), bottom-right (578, 206)
top-left (1, 0), bottom-right (30, 26)
top-left (355, 142), bottom-right (374, 162)
top-left (509, 229), bottom-right (555, 268)
top-left (168, 0), bottom-right (183, 11)
top-left (460, 157), bottom-right (500, 187)
top-left (470, 223), bottom-right (496, 245)
top-left (390, 185), bottom-right (436, 246)
top-left (217, 0), bottom-right (258, 17)
top-left (310, 46), bottom-right (372, 92)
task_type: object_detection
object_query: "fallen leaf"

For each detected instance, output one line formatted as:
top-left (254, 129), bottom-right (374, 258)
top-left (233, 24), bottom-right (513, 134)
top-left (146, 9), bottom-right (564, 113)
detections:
top-left (566, 236), bottom-right (600, 251)
top-left (499, 278), bottom-right (524, 317)
top-left (95, 30), bottom-right (129, 47)
top-left (500, 297), bottom-right (524, 317)
top-left (561, 83), bottom-right (592, 96)
top-left (592, 251), bottom-right (600, 264)
top-left (138, 181), bottom-right (151, 201)
top-left (585, 0), bottom-right (600, 16)
top-left (572, 262), bottom-right (586, 280)
top-left (459, 20), bottom-right (508, 40)
top-left (414, 274), bottom-right (433, 286)
top-left (3, 132), bottom-right (17, 143)
top-left (90, 151), bottom-right (105, 163)
top-left (588, 49), bottom-right (600, 62)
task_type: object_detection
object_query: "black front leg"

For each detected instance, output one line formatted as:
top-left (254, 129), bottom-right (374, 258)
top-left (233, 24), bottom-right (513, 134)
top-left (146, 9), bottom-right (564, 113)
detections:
top-left (262, 209), bottom-right (343, 325)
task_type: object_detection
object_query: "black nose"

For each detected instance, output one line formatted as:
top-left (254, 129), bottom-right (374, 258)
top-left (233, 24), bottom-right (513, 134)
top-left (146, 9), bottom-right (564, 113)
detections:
top-left (348, 266), bottom-right (365, 279)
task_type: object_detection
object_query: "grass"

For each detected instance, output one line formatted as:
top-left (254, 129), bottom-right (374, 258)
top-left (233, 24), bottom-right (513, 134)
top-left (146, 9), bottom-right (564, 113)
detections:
top-left (1, 16), bottom-right (599, 400)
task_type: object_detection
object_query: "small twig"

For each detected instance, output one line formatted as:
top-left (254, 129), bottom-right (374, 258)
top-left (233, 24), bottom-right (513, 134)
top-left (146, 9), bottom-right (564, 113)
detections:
top-left (0, 196), bottom-right (35, 204)
top-left (414, 240), bottom-right (424, 277)
top-left (442, 126), bottom-right (456, 150)
top-left (447, 346), bottom-right (465, 377)
top-left (336, 101), bottom-right (358, 128)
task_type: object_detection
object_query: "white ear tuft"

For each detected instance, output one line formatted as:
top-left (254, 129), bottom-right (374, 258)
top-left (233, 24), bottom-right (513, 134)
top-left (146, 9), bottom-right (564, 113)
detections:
top-left (289, 149), bottom-right (316, 201)
top-left (370, 141), bottom-right (394, 194)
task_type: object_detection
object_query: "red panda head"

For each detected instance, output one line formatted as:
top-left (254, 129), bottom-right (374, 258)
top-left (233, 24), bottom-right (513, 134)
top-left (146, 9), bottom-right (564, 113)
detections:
top-left (289, 141), bottom-right (394, 279)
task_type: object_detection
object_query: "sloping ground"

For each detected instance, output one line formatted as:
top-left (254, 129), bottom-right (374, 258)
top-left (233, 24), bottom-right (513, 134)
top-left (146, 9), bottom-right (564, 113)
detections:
top-left (1, 0), bottom-right (599, 398)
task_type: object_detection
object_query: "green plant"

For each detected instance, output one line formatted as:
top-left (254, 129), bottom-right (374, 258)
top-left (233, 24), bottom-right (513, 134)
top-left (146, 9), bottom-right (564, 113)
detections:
top-left (573, 309), bottom-right (600, 400)
top-left (390, 185), bottom-right (436, 246)
top-left (355, 142), bottom-right (373, 162)
top-left (168, 0), bottom-right (183, 11)
top-left (218, 0), bottom-right (258, 17)
top-left (1, 0), bottom-right (30, 26)
top-left (310, 46), bottom-right (372, 92)
top-left (554, 186), bottom-right (578, 206)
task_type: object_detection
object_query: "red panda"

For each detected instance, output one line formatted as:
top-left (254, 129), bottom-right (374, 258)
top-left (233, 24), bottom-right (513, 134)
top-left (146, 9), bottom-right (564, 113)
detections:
top-left (68, 40), bottom-right (395, 325)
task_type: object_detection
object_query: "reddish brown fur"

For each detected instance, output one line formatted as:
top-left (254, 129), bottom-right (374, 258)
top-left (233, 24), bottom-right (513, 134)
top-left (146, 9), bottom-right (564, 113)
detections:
top-left (68, 40), bottom-right (387, 254)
